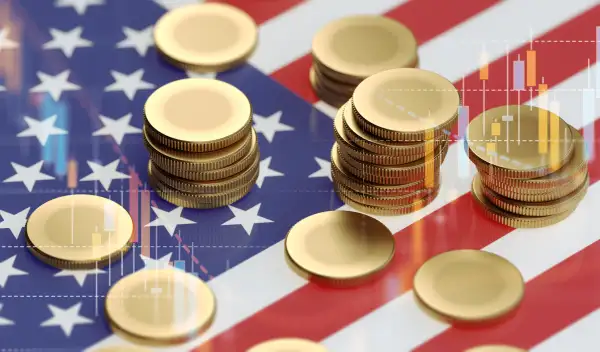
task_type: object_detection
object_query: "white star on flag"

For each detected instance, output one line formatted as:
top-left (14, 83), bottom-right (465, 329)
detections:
top-left (43, 27), bottom-right (93, 57)
top-left (92, 114), bottom-right (141, 144)
top-left (17, 115), bottom-right (68, 146)
top-left (116, 26), bottom-right (154, 56)
top-left (0, 207), bottom-right (30, 239)
top-left (0, 28), bottom-right (18, 51)
top-left (222, 203), bottom-right (273, 236)
top-left (29, 70), bottom-right (81, 101)
top-left (253, 111), bottom-right (294, 143)
top-left (308, 157), bottom-right (332, 181)
top-left (0, 255), bottom-right (28, 288)
top-left (0, 304), bottom-right (13, 326)
top-left (104, 69), bottom-right (155, 100)
top-left (54, 0), bottom-right (105, 15)
top-left (54, 269), bottom-right (105, 287)
top-left (40, 302), bottom-right (93, 337)
top-left (3, 161), bottom-right (55, 192)
top-left (79, 159), bottom-right (130, 190)
top-left (145, 206), bottom-right (195, 236)
top-left (140, 253), bottom-right (173, 270)
top-left (256, 156), bottom-right (284, 188)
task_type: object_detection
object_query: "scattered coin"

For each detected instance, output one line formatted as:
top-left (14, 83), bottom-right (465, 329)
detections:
top-left (285, 211), bottom-right (394, 285)
top-left (26, 195), bottom-right (133, 269)
top-left (247, 338), bottom-right (328, 352)
top-left (105, 269), bottom-right (216, 346)
top-left (154, 3), bottom-right (257, 73)
top-left (413, 249), bottom-right (524, 323)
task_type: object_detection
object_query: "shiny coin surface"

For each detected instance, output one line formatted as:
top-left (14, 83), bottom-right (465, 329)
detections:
top-left (335, 180), bottom-right (438, 207)
top-left (352, 68), bottom-right (460, 141)
top-left (26, 195), bottom-right (133, 269)
top-left (247, 338), bottom-right (328, 352)
top-left (144, 78), bottom-right (252, 152)
top-left (471, 174), bottom-right (577, 228)
top-left (465, 346), bottom-right (527, 352)
top-left (154, 3), bottom-right (257, 72)
top-left (467, 105), bottom-right (574, 178)
top-left (312, 15), bottom-right (417, 81)
top-left (285, 211), bottom-right (394, 285)
top-left (105, 269), bottom-right (216, 346)
top-left (309, 67), bottom-right (349, 108)
top-left (413, 249), bottom-right (524, 323)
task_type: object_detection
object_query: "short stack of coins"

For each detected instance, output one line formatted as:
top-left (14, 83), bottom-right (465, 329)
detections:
top-left (467, 105), bottom-right (588, 228)
top-left (310, 15), bottom-right (418, 107)
top-left (331, 68), bottom-right (461, 215)
top-left (143, 78), bottom-right (259, 209)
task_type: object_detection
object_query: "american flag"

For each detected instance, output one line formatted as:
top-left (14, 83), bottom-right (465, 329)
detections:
top-left (0, 0), bottom-right (598, 350)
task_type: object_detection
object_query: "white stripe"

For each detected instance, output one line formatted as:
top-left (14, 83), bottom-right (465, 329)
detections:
top-left (87, 3), bottom-right (597, 351)
top-left (532, 308), bottom-right (600, 352)
top-left (314, 0), bottom-right (598, 117)
top-left (250, 0), bottom-right (405, 74)
top-left (321, 65), bottom-right (597, 351)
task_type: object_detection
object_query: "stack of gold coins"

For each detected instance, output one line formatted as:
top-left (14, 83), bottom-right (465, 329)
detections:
top-left (310, 15), bottom-right (418, 107)
top-left (331, 68), bottom-right (461, 215)
top-left (143, 78), bottom-right (259, 209)
top-left (154, 3), bottom-right (258, 73)
top-left (467, 105), bottom-right (588, 228)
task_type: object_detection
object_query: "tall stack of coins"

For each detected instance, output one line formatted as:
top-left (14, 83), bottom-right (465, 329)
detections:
top-left (143, 78), bottom-right (259, 209)
top-left (154, 3), bottom-right (258, 73)
top-left (310, 15), bottom-right (418, 107)
top-left (331, 68), bottom-right (460, 215)
top-left (467, 105), bottom-right (588, 228)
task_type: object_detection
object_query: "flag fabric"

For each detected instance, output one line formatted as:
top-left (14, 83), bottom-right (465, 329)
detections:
top-left (0, 0), bottom-right (598, 351)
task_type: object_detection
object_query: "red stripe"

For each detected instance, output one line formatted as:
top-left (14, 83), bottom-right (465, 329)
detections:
top-left (207, 0), bottom-right (305, 25)
top-left (192, 7), bottom-right (599, 352)
top-left (270, 0), bottom-right (501, 104)
top-left (414, 121), bottom-right (600, 351)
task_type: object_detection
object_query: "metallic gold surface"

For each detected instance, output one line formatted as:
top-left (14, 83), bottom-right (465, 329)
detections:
top-left (471, 175), bottom-right (577, 228)
top-left (335, 183), bottom-right (439, 215)
top-left (105, 269), bottom-right (216, 346)
top-left (481, 173), bottom-right (588, 216)
top-left (311, 66), bottom-right (356, 95)
top-left (309, 67), bottom-right (348, 108)
top-left (352, 68), bottom-right (460, 141)
top-left (144, 78), bottom-right (252, 152)
top-left (247, 338), bottom-right (328, 352)
top-left (334, 179), bottom-right (438, 207)
top-left (154, 3), bottom-right (257, 72)
top-left (284, 211), bottom-right (394, 285)
top-left (331, 144), bottom-right (440, 196)
top-left (413, 250), bottom-right (524, 322)
top-left (343, 102), bottom-right (446, 158)
top-left (481, 171), bottom-right (588, 202)
top-left (26, 195), bottom-right (132, 269)
top-left (312, 15), bottom-right (417, 80)
top-left (465, 345), bottom-right (527, 352)
top-left (148, 153), bottom-right (259, 194)
top-left (143, 126), bottom-right (253, 172)
top-left (467, 105), bottom-right (574, 178)
top-left (148, 168), bottom-right (256, 209)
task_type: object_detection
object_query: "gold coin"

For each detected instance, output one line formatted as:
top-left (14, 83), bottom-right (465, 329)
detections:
top-left (331, 143), bottom-right (439, 196)
top-left (481, 170), bottom-right (587, 202)
top-left (334, 178), bottom-right (438, 207)
top-left (465, 346), bottom-right (527, 352)
top-left (334, 103), bottom-right (424, 165)
top-left (284, 211), bottom-right (394, 285)
top-left (311, 66), bottom-right (356, 96)
top-left (352, 68), bottom-right (460, 142)
top-left (144, 78), bottom-right (252, 152)
top-left (343, 102), bottom-right (446, 159)
top-left (148, 152), bottom-right (259, 194)
top-left (471, 174), bottom-right (577, 228)
top-left (312, 15), bottom-right (417, 81)
top-left (105, 269), bottom-right (216, 346)
top-left (339, 139), bottom-right (448, 180)
top-left (26, 195), bottom-right (132, 269)
top-left (467, 105), bottom-right (574, 178)
top-left (154, 3), bottom-right (257, 72)
top-left (309, 68), bottom-right (349, 108)
top-left (481, 173), bottom-right (588, 217)
top-left (247, 338), bottom-right (328, 352)
top-left (413, 249), bottom-right (524, 323)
